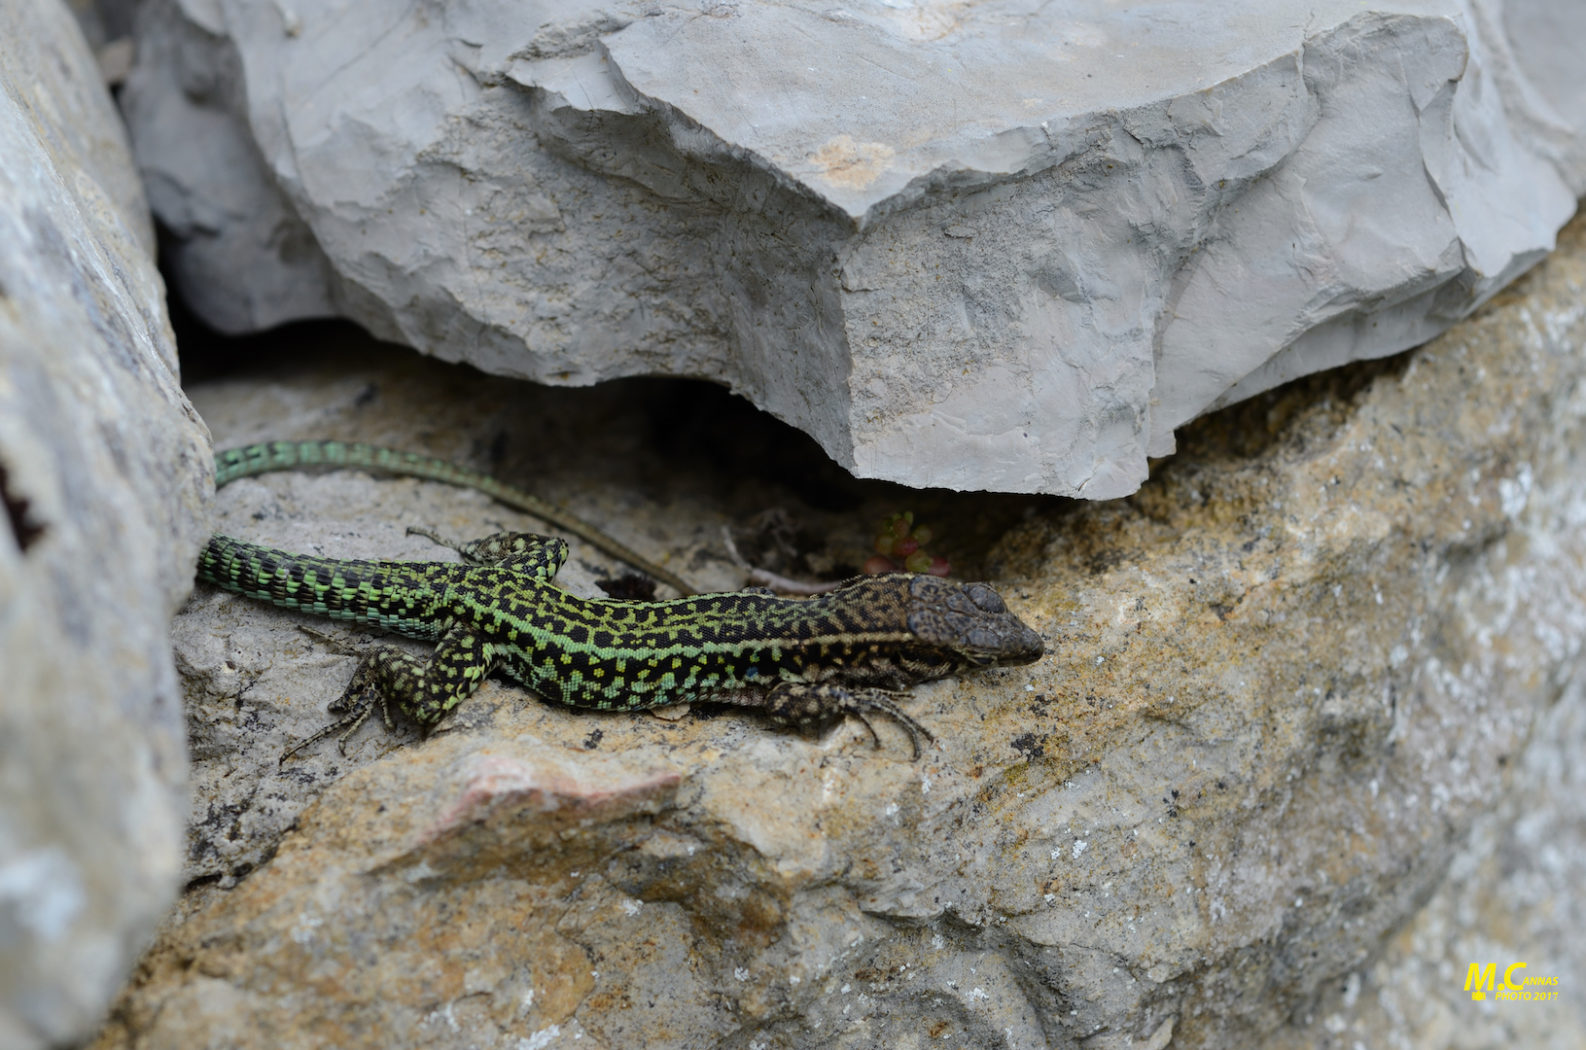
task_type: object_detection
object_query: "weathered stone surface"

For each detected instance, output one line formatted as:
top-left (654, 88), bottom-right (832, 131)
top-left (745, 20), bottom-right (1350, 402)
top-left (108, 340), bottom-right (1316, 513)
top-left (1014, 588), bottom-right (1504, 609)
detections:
top-left (96, 209), bottom-right (1585, 1046)
top-left (120, 0), bottom-right (1581, 497)
top-left (1266, 675), bottom-right (1586, 1049)
top-left (0, 1), bottom-right (212, 1047)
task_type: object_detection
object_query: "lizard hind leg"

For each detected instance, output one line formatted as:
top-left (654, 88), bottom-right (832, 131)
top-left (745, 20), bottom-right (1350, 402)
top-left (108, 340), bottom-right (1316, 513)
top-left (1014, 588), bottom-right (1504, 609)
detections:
top-left (757, 681), bottom-right (936, 760)
top-left (407, 526), bottom-right (569, 581)
top-left (278, 620), bottom-right (500, 762)
top-left (278, 654), bottom-right (395, 763)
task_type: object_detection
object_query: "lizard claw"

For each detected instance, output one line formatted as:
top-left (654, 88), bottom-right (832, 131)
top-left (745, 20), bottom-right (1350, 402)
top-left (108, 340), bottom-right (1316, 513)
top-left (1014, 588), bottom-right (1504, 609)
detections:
top-left (848, 691), bottom-right (934, 761)
top-left (755, 682), bottom-right (934, 760)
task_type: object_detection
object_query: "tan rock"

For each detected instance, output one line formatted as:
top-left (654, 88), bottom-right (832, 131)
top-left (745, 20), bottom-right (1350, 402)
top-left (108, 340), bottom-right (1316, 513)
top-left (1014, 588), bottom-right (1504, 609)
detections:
top-left (101, 212), bottom-right (1586, 1047)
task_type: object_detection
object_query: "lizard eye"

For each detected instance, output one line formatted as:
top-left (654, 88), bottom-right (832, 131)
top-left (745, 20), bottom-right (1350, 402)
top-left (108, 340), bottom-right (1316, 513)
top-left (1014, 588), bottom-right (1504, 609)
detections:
top-left (964, 583), bottom-right (1007, 614)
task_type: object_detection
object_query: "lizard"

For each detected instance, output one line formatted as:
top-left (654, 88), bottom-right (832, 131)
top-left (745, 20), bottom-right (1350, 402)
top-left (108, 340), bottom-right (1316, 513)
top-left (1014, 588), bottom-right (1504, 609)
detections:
top-left (197, 439), bottom-right (1047, 760)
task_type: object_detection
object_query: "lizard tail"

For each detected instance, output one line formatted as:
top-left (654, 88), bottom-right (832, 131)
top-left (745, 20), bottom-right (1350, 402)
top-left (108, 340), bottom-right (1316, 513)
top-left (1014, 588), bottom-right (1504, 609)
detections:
top-left (213, 440), bottom-right (696, 594)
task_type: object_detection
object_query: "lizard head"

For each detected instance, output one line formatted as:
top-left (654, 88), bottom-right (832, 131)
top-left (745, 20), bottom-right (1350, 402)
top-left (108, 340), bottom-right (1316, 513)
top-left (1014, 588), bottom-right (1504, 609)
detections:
top-left (755, 575), bottom-right (1046, 758)
top-left (896, 574), bottom-right (1045, 668)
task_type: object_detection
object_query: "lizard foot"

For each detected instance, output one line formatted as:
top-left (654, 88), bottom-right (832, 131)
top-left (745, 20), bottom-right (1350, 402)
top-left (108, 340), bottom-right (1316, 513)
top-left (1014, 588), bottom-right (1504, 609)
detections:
top-left (756, 681), bottom-right (936, 760)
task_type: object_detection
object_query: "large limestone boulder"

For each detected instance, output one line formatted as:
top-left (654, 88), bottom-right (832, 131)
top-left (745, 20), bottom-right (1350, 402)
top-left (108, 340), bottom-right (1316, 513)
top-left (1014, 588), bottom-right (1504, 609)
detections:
top-left (121, 0), bottom-right (1585, 497)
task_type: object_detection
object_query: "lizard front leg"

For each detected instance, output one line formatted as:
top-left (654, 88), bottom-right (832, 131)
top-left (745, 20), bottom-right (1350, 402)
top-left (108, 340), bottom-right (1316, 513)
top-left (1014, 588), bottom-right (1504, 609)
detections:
top-left (731, 681), bottom-right (936, 760)
top-left (281, 618), bottom-right (499, 761)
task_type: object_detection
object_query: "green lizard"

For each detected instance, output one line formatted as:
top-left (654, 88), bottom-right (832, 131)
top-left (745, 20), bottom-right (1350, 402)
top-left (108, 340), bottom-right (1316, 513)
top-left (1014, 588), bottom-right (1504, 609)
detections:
top-left (198, 440), bottom-right (1046, 759)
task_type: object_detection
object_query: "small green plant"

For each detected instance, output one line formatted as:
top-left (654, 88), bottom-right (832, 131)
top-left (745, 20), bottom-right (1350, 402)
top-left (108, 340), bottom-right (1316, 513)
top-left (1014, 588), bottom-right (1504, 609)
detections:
top-left (864, 511), bottom-right (950, 577)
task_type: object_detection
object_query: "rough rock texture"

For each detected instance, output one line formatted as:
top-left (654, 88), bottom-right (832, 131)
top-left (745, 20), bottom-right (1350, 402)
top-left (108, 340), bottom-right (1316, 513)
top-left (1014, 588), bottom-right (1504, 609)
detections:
top-left (120, 0), bottom-right (1582, 497)
top-left (0, 1), bottom-right (212, 1046)
top-left (1266, 674), bottom-right (1586, 1050)
top-left (94, 210), bottom-right (1586, 1045)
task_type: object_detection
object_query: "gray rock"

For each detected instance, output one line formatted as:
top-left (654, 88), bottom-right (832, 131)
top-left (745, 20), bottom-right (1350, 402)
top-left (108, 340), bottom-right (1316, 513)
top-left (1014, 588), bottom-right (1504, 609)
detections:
top-left (65, 1), bottom-right (136, 51)
top-left (0, 1), bottom-right (211, 1046)
top-left (121, 0), bottom-right (1581, 497)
